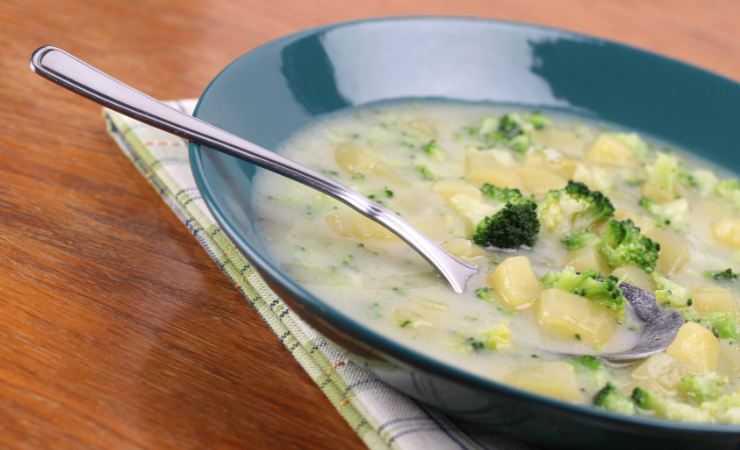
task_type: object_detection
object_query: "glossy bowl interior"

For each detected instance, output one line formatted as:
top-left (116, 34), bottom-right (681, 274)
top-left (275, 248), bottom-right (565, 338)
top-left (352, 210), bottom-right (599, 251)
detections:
top-left (189, 17), bottom-right (740, 449)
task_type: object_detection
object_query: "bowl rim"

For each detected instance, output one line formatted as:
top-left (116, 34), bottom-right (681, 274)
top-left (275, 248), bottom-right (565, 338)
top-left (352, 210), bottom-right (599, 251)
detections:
top-left (189, 15), bottom-right (740, 436)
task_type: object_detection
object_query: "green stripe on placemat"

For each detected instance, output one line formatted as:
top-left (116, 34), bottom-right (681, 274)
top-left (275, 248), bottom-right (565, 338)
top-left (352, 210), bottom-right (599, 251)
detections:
top-left (103, 100), bottom-right (533, 450)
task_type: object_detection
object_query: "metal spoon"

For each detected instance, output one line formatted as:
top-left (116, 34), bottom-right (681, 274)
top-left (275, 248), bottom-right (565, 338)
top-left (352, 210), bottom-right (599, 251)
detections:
top-left (29, 46), bottom-right (683, 359)
top-left (29, 45), bottom-right (477, 293)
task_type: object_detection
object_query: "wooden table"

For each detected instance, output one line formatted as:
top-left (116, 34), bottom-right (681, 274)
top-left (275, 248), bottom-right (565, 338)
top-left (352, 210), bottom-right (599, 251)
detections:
top-left (1, 1), bottom-right (737, 448)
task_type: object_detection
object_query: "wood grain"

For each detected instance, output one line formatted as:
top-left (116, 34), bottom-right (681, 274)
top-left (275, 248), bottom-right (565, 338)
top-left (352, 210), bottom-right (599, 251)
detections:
top-left (0, 1), bottom-right (737, 448)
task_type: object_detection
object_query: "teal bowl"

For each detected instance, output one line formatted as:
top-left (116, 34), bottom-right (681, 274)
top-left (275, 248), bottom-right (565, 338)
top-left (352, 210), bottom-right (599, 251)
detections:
top-left (189, 17), bottom-right (740, 449)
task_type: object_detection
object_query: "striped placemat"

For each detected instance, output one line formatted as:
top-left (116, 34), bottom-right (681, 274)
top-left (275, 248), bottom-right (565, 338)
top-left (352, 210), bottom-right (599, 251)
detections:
top-left (103, 99), bottom-right (535, 450)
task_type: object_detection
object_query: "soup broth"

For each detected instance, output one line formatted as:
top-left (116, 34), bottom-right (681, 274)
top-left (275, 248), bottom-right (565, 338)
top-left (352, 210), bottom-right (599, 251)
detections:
top-left (252, 101), bottom-right (740, 423)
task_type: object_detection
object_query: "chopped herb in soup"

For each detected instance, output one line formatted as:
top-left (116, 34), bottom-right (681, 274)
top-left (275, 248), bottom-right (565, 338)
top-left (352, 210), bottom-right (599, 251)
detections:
top-left (252, 102), bottom-right (740, 424)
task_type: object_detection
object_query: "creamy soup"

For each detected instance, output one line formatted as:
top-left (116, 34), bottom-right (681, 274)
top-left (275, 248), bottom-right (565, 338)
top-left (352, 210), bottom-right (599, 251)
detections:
top-left (252, 101), bottom-right (740, 424)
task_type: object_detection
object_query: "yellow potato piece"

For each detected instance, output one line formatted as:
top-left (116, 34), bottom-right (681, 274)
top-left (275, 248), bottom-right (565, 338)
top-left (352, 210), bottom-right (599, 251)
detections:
top-left (551, 159), bottom-right (580, 180)
top-left (503, 362), bottom-right (580, 402)
top-left (393, 298), bottom-right (451, 331)
top-left (442, 239), bottom-right (486, 261)
top-left (335, 142), bottom-right (378, 174)
top-left (535, 289), bottom-right (617, 344)
top-left (517, 167), bottom-right (567, 195)
top-left (326, 210), bottom-right (398, 241)
top-left (533, 128), bottom-right (584, 156)
top-left (570, 162), bottom-right (594, 187)
top-left (465, 151), bottom-right (522, 188)
top-left (711, 219), bottom-right (740, 250)
top-left (408, 120), bottom-right (437, 138)
top-left (612, 265), bottom-right (655, 292)
top-left (631, 352), bottom-right (692, 396)
top-left (667, 322), bottom-right (720, 373)
top-left (642, 183), bottom-right (676, 203)
top-left (487, 256), bottom-right (542, 309)
top-left (586, 134), bottom-right (634, 167)
top-left (645, 228), bottom-right (690, 275)
top-left (690, 286), bottom-right (740, 319)
top-left (523, 152), bottom-right (579, 180)
top-left (335, 142), bottom-right (406, 185)
top-left (409, 215), bottom-right (465, 241)
top-left (433, 179), bottom-right (481, 200)
top-left (447, 194), bottom-right (497, 232)
top-left (561, 246), bottom-right (611, 275)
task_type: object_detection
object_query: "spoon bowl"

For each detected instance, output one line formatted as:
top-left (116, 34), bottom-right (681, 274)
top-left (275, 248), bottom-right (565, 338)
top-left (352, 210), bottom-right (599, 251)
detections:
top-left (566, 282), bottom-right (684, 361)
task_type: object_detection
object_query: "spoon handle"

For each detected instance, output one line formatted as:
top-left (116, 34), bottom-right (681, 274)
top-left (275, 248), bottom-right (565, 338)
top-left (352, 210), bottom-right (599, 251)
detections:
top-left (30, 46), bottom-right (476, 293)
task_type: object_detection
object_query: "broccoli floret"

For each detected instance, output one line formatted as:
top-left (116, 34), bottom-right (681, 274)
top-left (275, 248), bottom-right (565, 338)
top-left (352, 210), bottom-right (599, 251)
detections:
top-left (691, 169), bottom-right (719, 196)
top-left (643, 152), bottom-right (681, 200)
top-left (613, 133), bottom-right (650, 159)
top-left (703, 268), bottom-right (738, 282)
top-left (539, 181), bottom-right (615, 234)
top-left (593, 383), bottom-right (636, 415)
top-left (494, 113), bottom-right (532, 154)
top-left (570, 356), bottom-right (609, 388)
top-left (599, 219), bottom-right (660, 273)
top-left (527, 111), bottom-right (551, 130)
top-left (652, 272), bottom-right (692, 308)
top-left (475, 287), bottom-right (493, 300)
top-left (697, 312), bottom-right (739, 340)
top-left (456, 323), bottom-right (512, 353)
top-left (480, 183), bottom-right (524, 203)
top-left (465, 112), bottom-right (550, 154)
top-left (632, 387), bottom-right (713, 422)
top-left (414, 164), bottom-right (435, 181)
top-left (678, 374), bottom-right (728, 403)
top-left (562, 229), bottom-right (599, 251)
top-left (701, 393), bottom-right (740, 424)
top-left (472, 199), bottom-right (539, 249)
top-left (479, 322), bottom-right (512, 350)
top-left (421, 139), bottom-right (444, 158)
top-left (638, 197), bottom-right (689, 229)
top-left (541, 267), bottom-right (625, 322)
top-left (716, 178), bottom-right (740, 209)
top-left (571, 355), bottom-right (603, 371)
top-left (563, 181), bottom-right (615, 222)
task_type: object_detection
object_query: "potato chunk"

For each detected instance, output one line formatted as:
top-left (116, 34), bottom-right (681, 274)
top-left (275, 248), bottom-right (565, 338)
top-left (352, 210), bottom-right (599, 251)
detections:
top-left (335, 142), bottom-right (406, 184)
top-left (326, 210), bottom-right (397, 241)
top-left (447, 194), bottom-right (497, 232)
top-left (711, 219), bottom-right (740, 250)
top-left (433, 179), bottom-right (481, 200)
top-left (408, 215), bottom-right (465, 241)
top-left (586, 134), bottom-right (634, 167)
top-left (535, 289), bottom-right (617, 343)
top-left (517, 167), bottom-right (567, 195)
top-left (611, 265), bottom-right (654, 292)
top-left (667, 322), bottom-right (720, 373)
top-left (503, 362), bottom-right (580, 402)
top-left (561, 246), bottom-right (611, 274)
top-left (442, 239), bottom-right (486, 261)
top-left (335, 142), bottom-right (378, 174)
top-left (465, 151), bottom-right (522, 188)
top-left (646, 228), bottom-right (690, 275)
top-left (690, 286), bottom-right (740, 319)
top-left (641, 183), bottom-right (677, 203)
top-left (487, 256), bottom-right (541, 309)
top-left (631, 352), bottom-right (691, 396)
